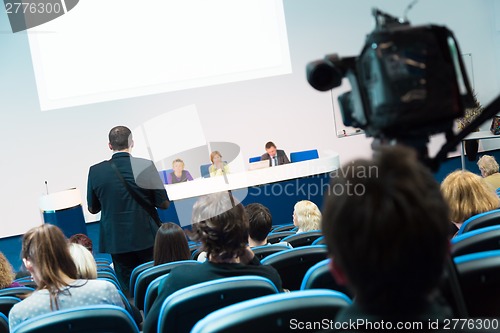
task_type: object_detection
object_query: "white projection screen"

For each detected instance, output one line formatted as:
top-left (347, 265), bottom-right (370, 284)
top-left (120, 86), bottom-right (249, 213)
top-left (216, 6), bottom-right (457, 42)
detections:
top-left (27, 0), bottom-right (291, 111)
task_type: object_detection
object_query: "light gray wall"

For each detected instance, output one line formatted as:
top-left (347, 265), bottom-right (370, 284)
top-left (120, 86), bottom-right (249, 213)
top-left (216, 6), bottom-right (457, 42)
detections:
top-left (0, 0), bottom-right (499, 238)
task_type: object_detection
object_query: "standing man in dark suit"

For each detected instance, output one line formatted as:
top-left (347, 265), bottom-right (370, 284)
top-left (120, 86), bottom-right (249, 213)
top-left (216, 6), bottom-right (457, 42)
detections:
top-left (260, 141), bottom-right (290, 167)
top-left (87, 126), bottom-right (170, 294)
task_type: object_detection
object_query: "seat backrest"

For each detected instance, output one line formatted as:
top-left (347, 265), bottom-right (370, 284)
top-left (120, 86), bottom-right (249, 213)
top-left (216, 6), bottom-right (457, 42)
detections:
top-left (129, 260), bottom-right (154, 297)
top-left (0, 312), bottom-right (7, 333)
top-left (281, 231), bottom-right (323, 248)
top-left (0, 296), bottom-right (21, 317)
top-left (451, 225), bottom-right (500, 257)
top-left (134, 260), bottom-right (201, 310)
top-left (252, 245), bottom-right (291, 261)
top-left (200, 164), bottom-right (211, 178)
top-left (143, 273), bottom-right (169, 317)
top-left (454, 250), bottom-right (500, 317)
top-left (266, 231), bottom-right (295, 244)
top-left (249, 156), bottom-right (261, 163)
top-left (12, 305), bottom-right (139, 333)
top-left (191, 289), bottom-right (351, 333)
top-left (290, 149), bottom-right (319, 163)
top-left (157, 275), bottom-right (279, 333)
top-left (300, 258), bottom-right (354, 298)
top-left (261, 245), bottom-right (328, 291)
top-left (97, 271), bottom-right (120, 285)
top-left (458, 209), bottom-right (500, 235)
top-left (311, 236), bottom-right (325, 245)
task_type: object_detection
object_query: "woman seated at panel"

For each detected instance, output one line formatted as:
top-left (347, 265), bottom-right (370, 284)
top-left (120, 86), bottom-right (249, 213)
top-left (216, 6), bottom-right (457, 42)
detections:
top-left (209, 151), bottom-right (229, 177)
top-left (8, 224), bottom-right (124, 332)
top-left (441, 170), bottom-right (500, 237)
top-left (477, 155), bottom-right (500, 190)
top-left (167, 158), bottom-right (193, 184)
top-left (293, 200), bottom-right (322, 233)
top-left (153, 222), bottom-right (191, 266)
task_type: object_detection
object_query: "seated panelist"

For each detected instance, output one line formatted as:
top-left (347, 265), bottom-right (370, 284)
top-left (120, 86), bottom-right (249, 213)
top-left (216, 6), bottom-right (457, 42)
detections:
top-left (261, 141), bottom-right (290, 167)
top-left (209, 151), bottom-right (230, 177)
top-left (167, 158), bottom-right (193, 184)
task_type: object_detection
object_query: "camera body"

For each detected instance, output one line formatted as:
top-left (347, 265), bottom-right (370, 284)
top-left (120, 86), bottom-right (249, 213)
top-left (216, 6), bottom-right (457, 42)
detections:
top-left (307, 10), bottom-right (474, 141)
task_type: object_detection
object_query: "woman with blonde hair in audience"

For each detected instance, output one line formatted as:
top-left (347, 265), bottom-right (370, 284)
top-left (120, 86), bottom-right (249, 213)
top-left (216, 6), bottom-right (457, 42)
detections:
top-left (8, 224), bottom-right (123, 331)
top-left (477, 155), bottom-right (500, 190)
top-left (0, 251), bottom-right (22, 289)
top-left (293, 200), bottom-right (322, 233)
top-left (153, 222), bottom-right (191, 266)
top-left (441, 170), bottom-right (500, 237)
top-left (68, 243), bottom-right (97, 279)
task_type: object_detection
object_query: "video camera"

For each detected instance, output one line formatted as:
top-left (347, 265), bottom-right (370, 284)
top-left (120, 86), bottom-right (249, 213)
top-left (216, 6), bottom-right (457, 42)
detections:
top-left (307, 9), bottom-right (480, 167)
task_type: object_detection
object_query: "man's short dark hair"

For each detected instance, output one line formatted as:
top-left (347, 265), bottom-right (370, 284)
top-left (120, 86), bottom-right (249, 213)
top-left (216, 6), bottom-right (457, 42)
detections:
top-left (246, 203), bottom-right (272, 242)
top-left (108, 126), bottom-right (132, 151)
top-left (265, 141), bottom-right (276, 150)
top-left (322, 146), bottom-right (449, 313)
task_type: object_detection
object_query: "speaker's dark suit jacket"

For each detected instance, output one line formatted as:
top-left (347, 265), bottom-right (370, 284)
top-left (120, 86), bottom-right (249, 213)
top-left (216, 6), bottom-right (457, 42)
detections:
top-left (261, 149), bottom-right (290, 166)
top-left (87, 152), bottom-right (169, 254)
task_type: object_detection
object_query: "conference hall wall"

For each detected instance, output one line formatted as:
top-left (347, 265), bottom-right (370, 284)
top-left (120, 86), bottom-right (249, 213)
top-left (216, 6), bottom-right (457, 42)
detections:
top-left (0, 0), bottom-right (499, 238)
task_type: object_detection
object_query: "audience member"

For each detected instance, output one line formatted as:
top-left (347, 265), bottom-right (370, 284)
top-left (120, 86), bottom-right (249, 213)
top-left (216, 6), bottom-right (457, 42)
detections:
top-left (167, 158), bottom-right (193, 184)
top-left (0, 251), bottom-right (22, 289)
top-left (8, 224), bottom-right (123, 331)
top-left (69, 233), bottom-right (93, 253)
top-left (477, 155), bottom-right (500, 190)
top-left (441, 170), bottom-right (499, 236)
top-left (209, 151), bottom-right (229, 177)
top-left (293, 200), bottom-right (321, 232)
top-left (153, 222), bottom-right (191, 266)
top-left (68, 243), bottom-right (97, 279)
top-left (246, 203), bottom-right (273, 247)
top-left (322, 146), bottom-right (452, 325)
top-left (261, 141), bottom-right (290, 167)
top-left (143, 191), bottom-right (283, 333)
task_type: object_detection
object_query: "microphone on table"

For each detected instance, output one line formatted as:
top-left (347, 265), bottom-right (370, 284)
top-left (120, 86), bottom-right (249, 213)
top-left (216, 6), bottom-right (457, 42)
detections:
top-left (45, 180), bottom-right (49, 195)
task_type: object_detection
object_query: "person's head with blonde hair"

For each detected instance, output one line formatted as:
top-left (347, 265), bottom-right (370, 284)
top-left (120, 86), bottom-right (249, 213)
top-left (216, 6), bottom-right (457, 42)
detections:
top-left (68, 243), bottom-right (97, 279)
top-left (441, 170), bottom-right (499, 226)
top-left (293, 200), bottom-right (322, 232)
top-left (477, 155), bottom-right (500, 177)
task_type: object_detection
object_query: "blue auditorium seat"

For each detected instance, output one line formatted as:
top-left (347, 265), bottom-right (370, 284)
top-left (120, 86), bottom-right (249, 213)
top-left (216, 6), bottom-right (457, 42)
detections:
top-left (457, 209), bottom-right (500, 235)
top-left (249, 156), bottom-right (261, 163)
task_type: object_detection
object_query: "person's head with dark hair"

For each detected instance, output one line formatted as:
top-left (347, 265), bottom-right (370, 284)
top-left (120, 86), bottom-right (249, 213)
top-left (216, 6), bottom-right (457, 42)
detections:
top-left (22, 224), bottom-right (78, 310)
top-left (190, 192), bottom-right (249, 262)
top-left (265, 141), bottom-right (276, 150)
top-left (108, 126), bottom-right (132, 151)
top-left (246, 203), bottom-right (272, 247)
top-left (69, 233), bottom-right (93, 254)
top-left (153, 223), bottom-right (191, 266)
top-left (322, 145), bottom-right (450, 317)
